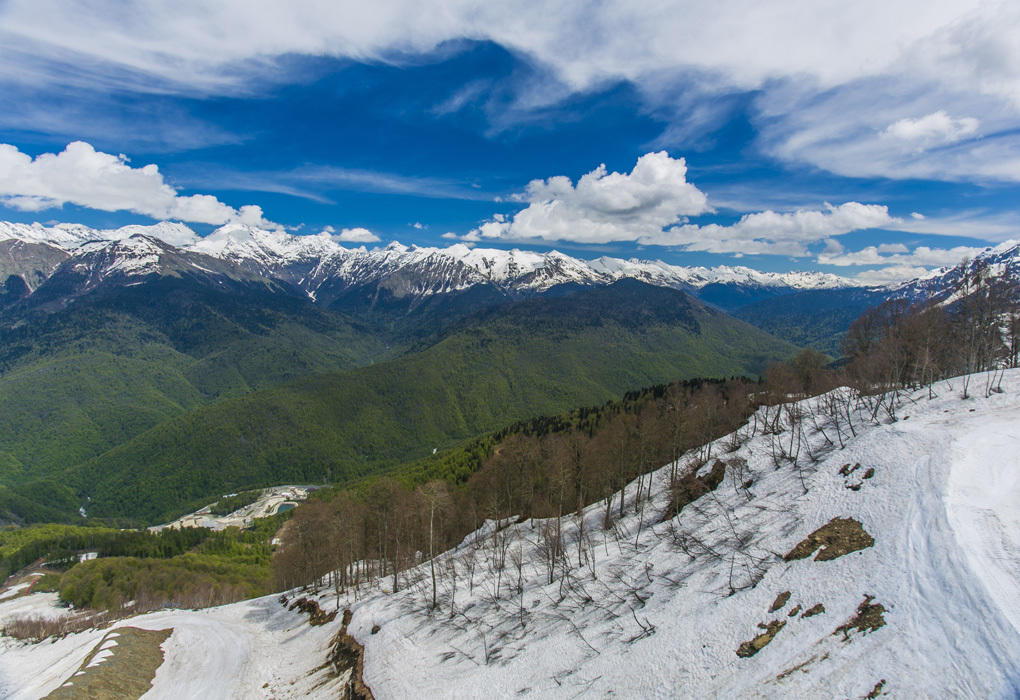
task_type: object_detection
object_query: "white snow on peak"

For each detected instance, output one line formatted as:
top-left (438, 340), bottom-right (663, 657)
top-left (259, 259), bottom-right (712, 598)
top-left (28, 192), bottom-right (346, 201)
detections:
top-left (0, 221), bottom-right (199, 251)
top-left (189, 224), bottom-right (346, 266)
top-left (1, 219), bottom-right (862, 297)
top-left (73, 235), bottom-right (167, 277)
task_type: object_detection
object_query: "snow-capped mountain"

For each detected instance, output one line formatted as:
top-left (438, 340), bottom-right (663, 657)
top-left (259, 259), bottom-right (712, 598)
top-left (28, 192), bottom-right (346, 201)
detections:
top-left (0, 238), bottom-right (69, 295)
top-left (15, 234), bottom-right (283, 312)
top-left (0, 221), bottom-right (855, 311)
top-left (4, 220), bottom-right (1019, 325)
top-left (889, 239), bottom-right (1020, 302)
top-left (0, 220), bottom-right (199, 250)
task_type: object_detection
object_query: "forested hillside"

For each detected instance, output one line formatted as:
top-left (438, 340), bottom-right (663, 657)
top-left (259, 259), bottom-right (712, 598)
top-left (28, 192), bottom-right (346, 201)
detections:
top-left (69, 281), bottom-right (797, 523)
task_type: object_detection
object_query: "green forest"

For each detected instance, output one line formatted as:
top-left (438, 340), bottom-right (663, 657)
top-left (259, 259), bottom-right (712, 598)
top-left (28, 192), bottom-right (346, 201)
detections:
top-left (2, 280), bottom-right (799, 524)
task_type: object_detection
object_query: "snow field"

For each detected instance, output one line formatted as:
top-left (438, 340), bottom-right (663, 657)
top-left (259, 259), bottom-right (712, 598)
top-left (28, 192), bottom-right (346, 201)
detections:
top-left (326, 371), bottom-right (1020, 698)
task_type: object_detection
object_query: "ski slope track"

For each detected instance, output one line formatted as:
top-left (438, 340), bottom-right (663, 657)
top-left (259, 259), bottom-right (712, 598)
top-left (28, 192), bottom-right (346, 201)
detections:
top-left (1, 370), bottom-right (1018, 698)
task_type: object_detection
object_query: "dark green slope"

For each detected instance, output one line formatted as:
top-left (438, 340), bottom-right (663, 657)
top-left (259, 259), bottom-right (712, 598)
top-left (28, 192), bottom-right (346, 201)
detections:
top-left (0, 275), bottom-right (387, 492)
top-left (733, 287), bottom-right (887, 354)
top-left (74, 280), bottom-right (799, 523)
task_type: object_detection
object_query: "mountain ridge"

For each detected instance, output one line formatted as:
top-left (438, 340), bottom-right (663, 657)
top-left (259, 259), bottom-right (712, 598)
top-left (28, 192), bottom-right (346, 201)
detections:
top-left (0, 220), bottom-right (854, 311)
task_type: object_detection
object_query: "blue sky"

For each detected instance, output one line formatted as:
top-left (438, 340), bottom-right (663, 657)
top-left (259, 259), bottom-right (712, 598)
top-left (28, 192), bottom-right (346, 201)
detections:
top-left (0, 2), bottom-right (1018, 283)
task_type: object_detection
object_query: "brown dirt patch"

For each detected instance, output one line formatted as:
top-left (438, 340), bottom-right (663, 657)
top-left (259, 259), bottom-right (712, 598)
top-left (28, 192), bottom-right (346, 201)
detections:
top-left (787, 605), bottom-right (801, 617)
top-left (769, 591), bottom-right (791, 612)
top-left (663, 460), bottom-right (726, 521)
top-left (784, 517), bottom-right (875, 562)
top-left (44, 626), bottom-right (172, 699)
top-left (736, 619), bottom-right (786, 658)
top-left (288, 596), bottom-right (338, 626)
top-left (834, 595), bottom-right (886, 641)
top-left (864, 678), bottom-right (887, 698)
top-left (838, 463), bottom-right (860, 476)
top-left (801, 603), bottom-right (825, 618)
top-left (328, 609), bottom-right (374, 699)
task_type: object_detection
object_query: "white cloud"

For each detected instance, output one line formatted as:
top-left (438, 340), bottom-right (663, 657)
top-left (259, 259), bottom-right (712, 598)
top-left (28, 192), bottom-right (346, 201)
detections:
top-left (882, 110), bottom-right (979, 147)
top-left (2, 2), bottom-right (1017, 184)
top-left (818, 244), bottom-right (983, 268)
top-left (877, 243), bottom-right (909, 254)
top-left (850, 265), bottom-right (934, 286)
top-left (0, 141), bottom-right (277, 226)
top-left (458, 154), bottom-right (897, 254)
top-left (412, 221), bottom-right (426, 229)
top-left (653, 202), bottom-right (897, 255)
top-left (464, 152), bottom-right (709, 245)
top-left (333, 226), bottom-right (380, 243)
top-left (0, 2), bottom-right (998, 98)
top-left (892, 209), bottom-right (1020, 241)
top-left (756, 73), bottom-right (1020, 182)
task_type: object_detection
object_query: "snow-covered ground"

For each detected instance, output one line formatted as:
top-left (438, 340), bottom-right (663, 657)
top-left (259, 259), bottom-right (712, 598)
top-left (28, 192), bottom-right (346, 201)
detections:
top-left (2, 370), bottom-right (1018, 698)
top-left (0, 593), bottom-right (340, 699)
top-left (329, 373), bottom-right (1020, 699)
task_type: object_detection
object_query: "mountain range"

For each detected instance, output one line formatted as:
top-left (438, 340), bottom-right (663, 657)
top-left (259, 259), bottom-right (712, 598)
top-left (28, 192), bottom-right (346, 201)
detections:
top-left (0, 220), bottom-right (851, 314)
top-left (4, 220), bottom-right (1016, 323)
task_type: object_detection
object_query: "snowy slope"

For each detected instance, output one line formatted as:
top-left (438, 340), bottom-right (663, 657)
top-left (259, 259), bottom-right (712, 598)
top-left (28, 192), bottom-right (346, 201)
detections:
top-left (0, 594), bottom-right (341, 699)
top-left (329, 373), bottom-right (1020, 699)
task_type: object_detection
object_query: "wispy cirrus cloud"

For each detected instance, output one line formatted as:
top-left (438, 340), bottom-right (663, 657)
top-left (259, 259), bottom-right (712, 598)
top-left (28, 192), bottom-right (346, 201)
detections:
top-left (2, 1), bottom-right (1018, 185)
top-left (176, 163), bottom-right (495, 204)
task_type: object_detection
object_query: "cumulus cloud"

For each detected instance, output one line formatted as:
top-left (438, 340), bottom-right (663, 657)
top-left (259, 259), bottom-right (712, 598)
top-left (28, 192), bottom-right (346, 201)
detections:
top-left (0, 141), bottom-right (277, 226)
top-left (333, 226), bottom-right (380, 243)
top-left (457, 154), bottom-right (898, 254)
top-left (463, 152), bottom-right (710, 244)
top-left (656, 202), bottom-right (897, 255)
top-left (850, 265), bottom-right (934, 286)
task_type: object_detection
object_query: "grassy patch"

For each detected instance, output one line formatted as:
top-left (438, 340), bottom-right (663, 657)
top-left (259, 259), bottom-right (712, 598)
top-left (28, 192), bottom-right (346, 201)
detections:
top-left (769, 591), bottom-right (791, 612)
top-left (736, 619), bottom-right (786, 658)
top-left (44, 626), bottom-right (172, 699)
top-left (834, 595), bottom-right (886, 641)
top-left (801, 603), bottom-right (825, 618)
top-left (784, 517), bottom-right (875, 562)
